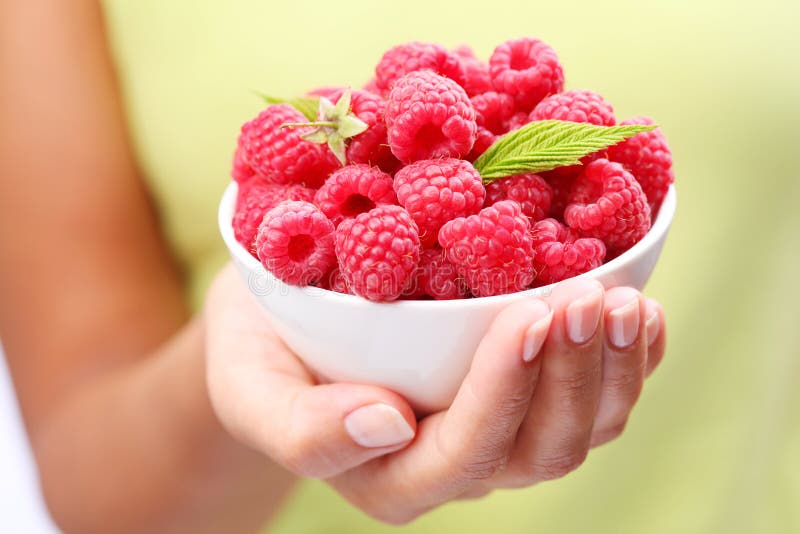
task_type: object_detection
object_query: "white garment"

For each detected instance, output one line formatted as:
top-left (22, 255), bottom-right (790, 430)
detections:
top-left (0, 343), bottom-right (59, 533)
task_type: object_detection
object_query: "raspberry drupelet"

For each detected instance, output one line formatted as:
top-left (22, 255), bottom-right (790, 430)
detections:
top-left (531, 218), bottom-right (606, 286)
top-left (564, 159), bottom-right (651, 255)
top-left (438, 200), bottom-right (536, 297)
top-left (385, 71), bottom-right (477, 163)
top-left (530, 89), bottom-right (616, 126)
top-left (453, 45), bottom-right (493, 96)
top-left (393, 158), bottom-right (486, 248)
top-left (334, 205), bottom-right (421, 301)
top-left (254, 200), bottom-right (336, 286)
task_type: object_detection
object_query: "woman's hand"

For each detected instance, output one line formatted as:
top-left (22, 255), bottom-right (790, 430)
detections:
top-left (205, 264), bottom-right (666, 524)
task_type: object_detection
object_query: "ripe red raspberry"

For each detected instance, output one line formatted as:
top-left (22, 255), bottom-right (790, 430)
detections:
top-left (439, 200), bottom-right (535, 297)
top-left (406, 249), bottom-right (469, 300)
top-left (531, 218), bottom-right (606, 286)
top-left (335, 205), bottom-right (420, 301)
top-left (254, 200), bottom-right (336, 286)
top-left (386, 71), bottom-right (477, 163)
top-left (532, 90), bottom-right (616, 181)
top-left (608, 116), bottom-right (674, 214)
top-left (484, 174), bottom-right (553, 222)
top-left (233, 181), bottom-right (316, 255)
top-left (540, 169), bottom-right (579, 219)
top-left (506, 111), bottom-right (532, 132)
top-left (239, 104), bottom-right (339, 188)
top-left (336, 90), bottom-right (399, 171)
top-left (471, 91), bottom-right (516, 135)
top-left (564, 159), bottom-right (651, 254)
top-left (393, 158), bottom-right (486, 247)
top-left (314, 164), bottom-right (397, 226)
top-left (466, 128), bottom-right (497, 161)
top-left (319, 266), bottom-right (352, 294)
top-left (489, 38), bottom-right (564, 112)
top-left (231, 145), bottom-right (256, 184)
top-left (530, 89), bottom-right (616, 126)
top-left (374, 42), bottom-right (466, 96)
top-left (454, 45), bottom-right (493, 96)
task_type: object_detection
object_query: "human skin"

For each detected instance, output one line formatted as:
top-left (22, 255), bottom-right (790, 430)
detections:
top-left (0, 1), bottom-right (666, 532)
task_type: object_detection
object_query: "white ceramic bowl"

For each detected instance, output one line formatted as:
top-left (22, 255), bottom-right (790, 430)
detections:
top-left (220, 183), bottom-right (676, 412)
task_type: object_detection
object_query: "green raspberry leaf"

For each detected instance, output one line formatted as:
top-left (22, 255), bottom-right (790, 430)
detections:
top-left (256, 93), bottom-right (320, 121)
top-left (473, 120), bottom-right (656, 182)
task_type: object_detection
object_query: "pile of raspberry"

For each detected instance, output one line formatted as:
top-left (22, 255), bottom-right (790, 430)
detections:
top-left (231, 38), bottom-right (674, 301)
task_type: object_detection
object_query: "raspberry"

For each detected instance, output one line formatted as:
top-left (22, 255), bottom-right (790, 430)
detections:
top-left (335, 205), bottom-right (420, 301)
top-left (608, 116), bottom-right (674, 214)
top-left (334, 90), bottom-right (399, 171)
top-left (385, 71), bottom-right (477, 163)
top-left (454, 45), bottom-right (493, 96)
top-left (374, 42), bottom-right (466, 96)
top-left (506, 112), bottom-right (532, 132)
top-left (540, 169), bottom-right (578, 219)
top-left (393, 158), bottom-right (486, 247)
top-left (564, 159), bottom-right (651, 254)
top-left (466, 128), bottom-right (497, 161)
top-left (531, 218), bottom-right (606, 286)
top-left (233, 181), bottom-right (316, 255)
top-left (254, 200), bottom-right (336, 286)
top-left (489, 38), bottom-right (564, 112)
top-left (314, 164), bottom-right (397, 226)
top-left (530, 89), bottom-right (616, 126)
top-left (240, 104), bottom-right (339, 188)
top-left (484, 174), bottom-right (553, 222)
top-left (407, 249), bottom-right (469, 300)
top-left (231, 145), bottom-right (256, 184)
top-left (532, 90), bottom-right (616, 180)
top-left (439, 200), bottom-right (535, 297)
top-left (319, 266), bottom-right (352, 294)
top-left (471, 91), bottom-right (516, 135)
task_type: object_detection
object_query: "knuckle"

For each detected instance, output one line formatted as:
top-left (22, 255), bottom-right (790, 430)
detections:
top-left (460, 451), bottom-right (510, 481)
top-left (555, 365), bottom-right (601, 406)
top-left (604, 367), bottom-right (644, 397)
top-left (529, 449), bottom-right (588, 481)
top-left (593, 421), bottom-right (627, 447)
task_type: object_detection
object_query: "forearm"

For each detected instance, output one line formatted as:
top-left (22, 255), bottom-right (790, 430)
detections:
top-left (32, 316), bottom-right (296, 534)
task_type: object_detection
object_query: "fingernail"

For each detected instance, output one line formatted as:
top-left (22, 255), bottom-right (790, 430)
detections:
top-left (646, 308), bottom-right (660, 346)
top-left (608, 298), bottom-right (640, 348)
top-left (522, 304), bottom-right (553, 363)
top-left (566, 288), bottom-right (603, 344)
top-left (344, 404), bottom-right (414, 448)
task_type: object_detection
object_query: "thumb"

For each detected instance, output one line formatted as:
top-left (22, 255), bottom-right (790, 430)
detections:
top-left (271, 382), bottom-right (417, 478)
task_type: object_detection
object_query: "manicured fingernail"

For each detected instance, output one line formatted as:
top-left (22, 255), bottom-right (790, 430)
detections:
top-left (566, 288), bottom-right (603, 344)
top-left (608, 298), bottom-right (640, 348)
top-left (344, 404), bottom-right (414, 448)
top-left (646, 308), bottom-right (660, 346)
top-left (522, 304), bottom-right (553, 363)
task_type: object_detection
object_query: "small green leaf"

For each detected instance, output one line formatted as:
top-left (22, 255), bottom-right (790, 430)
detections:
top-left (473, 120), bottom-right (656, 182)
top-left (327, 133), bottom-right (347, 165)
top-left (255, 92), bottom-right (319, 121)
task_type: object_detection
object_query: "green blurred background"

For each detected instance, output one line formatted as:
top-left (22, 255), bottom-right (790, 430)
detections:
top-left (104, 0), bottom-right (800, 532)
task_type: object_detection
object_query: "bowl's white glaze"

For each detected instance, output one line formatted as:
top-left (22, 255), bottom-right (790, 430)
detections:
top-left (220, 183), bottom-right (676, 412)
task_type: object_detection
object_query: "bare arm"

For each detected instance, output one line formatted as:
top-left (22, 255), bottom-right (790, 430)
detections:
top-left (0, 1), bottom-right (293, 532)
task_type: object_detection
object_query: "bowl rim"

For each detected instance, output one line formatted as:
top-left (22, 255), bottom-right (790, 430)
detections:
top-left (219, 181), bottom-right (676, 310)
